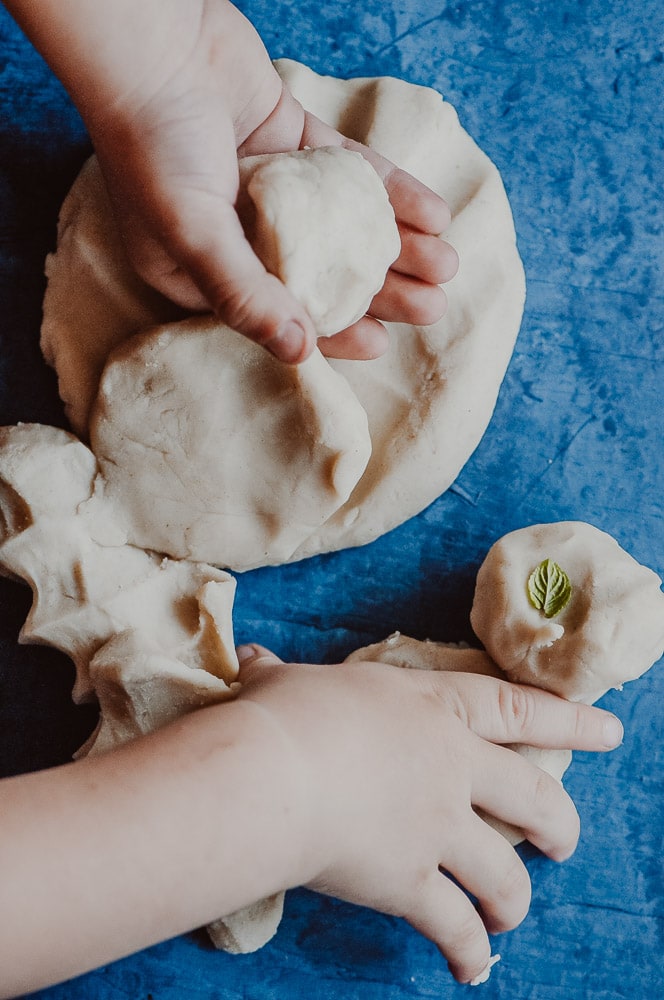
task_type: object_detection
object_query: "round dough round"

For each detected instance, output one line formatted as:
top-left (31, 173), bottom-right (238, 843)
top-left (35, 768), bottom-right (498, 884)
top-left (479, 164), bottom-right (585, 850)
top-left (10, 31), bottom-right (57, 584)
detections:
top-left (91, 316), bottom-right (372, 570)
top-left (470, 521), bottom-right (664, 703)
top-left (41, 60), bottom-right (526, 569)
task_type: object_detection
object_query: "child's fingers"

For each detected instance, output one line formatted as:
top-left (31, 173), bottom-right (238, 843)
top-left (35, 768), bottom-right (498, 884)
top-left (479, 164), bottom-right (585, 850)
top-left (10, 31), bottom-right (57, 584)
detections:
top-left (392, 227), bottom-right (459, 285)
top-left (299, 111), bottom-right (452, 237)
top-left (405, 870), bottom-right (492, 985)
top-left (160, 196), bottom-right (317, 363)
top-left (472, 742), bottom-right (581, 862)
top-left (339, 135), bottom-right (452, 236)
top-left (235, 644), bottom-right (284, 683)
top-left (445, 674), bottom-right (624, 752)
top-left (369, 271), bottom-right (448, 326)
top-left (442, 813), bottom-right (532, 933)
top-left (317, 317), bottom-right (389, 360)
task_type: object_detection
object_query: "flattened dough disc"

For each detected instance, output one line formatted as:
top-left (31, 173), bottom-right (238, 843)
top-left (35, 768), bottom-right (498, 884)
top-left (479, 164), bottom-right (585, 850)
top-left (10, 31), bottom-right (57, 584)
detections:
top-left (41, 60), bottom-right (525, 569)
top-left (91, 316), bottom-right (372, 570)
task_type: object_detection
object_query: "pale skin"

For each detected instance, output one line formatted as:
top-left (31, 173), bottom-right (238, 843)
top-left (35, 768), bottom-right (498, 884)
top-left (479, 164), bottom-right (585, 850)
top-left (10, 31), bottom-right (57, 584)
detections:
top-left (0, 1), bottom-right (623, 993)
top-left (0, 645), bottom-right (623, 996)
top-left (6, 0), bottom-right (458, 362)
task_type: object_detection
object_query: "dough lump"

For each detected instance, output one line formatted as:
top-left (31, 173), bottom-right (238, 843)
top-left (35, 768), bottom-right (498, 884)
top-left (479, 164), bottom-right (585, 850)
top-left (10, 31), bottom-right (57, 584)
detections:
top-left (239, 146), bottom-right (400, 336)
top-left (41, 60), bottom-right (526, 570)
top-left (470, 521), bottom-right (664, 703)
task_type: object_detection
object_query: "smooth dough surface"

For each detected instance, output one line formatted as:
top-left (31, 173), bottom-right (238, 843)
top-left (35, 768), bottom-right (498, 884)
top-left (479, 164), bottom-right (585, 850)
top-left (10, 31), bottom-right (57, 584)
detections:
top-left (91, 316), bottom-right (372, 569)
top-left (470, 521), bottom-right (664, 703)
top-left (239, 145), bottom-right (400, 336)
top-left (41, 60), bottom-right (525, 570)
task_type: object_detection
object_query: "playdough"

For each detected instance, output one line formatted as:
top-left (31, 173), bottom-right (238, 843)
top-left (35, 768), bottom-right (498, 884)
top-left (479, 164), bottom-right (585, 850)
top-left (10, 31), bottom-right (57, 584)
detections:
top-left (470, 521), bottom-right (664, 704)
top-left (0, 427), bottom-right (661, 945)
top-left (9, 55), bottom-right (660, 958)
top-left (91, 315), bottom-right (372, 568)
top-left (41, 59), bottom-right (526, 571)
top-left (238, 145), bottom-right (401, 336)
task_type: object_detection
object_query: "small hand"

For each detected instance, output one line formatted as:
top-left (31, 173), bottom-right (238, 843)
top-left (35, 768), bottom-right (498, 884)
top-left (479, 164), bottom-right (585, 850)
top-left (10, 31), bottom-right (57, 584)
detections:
top-left (235, 645), bottom-right (622, 984)
top-left (88, 0), bottom-right (458, 363)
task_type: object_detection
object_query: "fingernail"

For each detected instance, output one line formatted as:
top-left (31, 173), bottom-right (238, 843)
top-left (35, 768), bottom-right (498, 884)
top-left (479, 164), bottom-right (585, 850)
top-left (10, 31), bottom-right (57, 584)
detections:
top-left (267, 320), bottom-right (309, 363)
top-left (603, 713), bottom-right (624, 749)
top-left (236, 644), bottom-right (259, 665)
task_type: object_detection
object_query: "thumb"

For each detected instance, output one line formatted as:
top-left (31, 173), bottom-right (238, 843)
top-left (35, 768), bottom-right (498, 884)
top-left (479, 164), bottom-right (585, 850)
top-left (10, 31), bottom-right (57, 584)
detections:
top-left (96, 113), bottom-right (317, 364)
top-left (164, 196), bottom-right (317, 363)
top-left (236, 643), bottom-right (284, 681)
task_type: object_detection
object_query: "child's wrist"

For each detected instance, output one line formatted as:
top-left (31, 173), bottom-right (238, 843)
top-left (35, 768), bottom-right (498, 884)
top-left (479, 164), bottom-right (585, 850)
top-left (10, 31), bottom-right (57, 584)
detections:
top-left (216, 697), bottom-right (325, 893)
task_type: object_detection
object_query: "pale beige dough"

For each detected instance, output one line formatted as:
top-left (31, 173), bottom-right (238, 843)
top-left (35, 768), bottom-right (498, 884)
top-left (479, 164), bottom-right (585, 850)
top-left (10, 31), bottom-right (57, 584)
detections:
top-left (239, 145), bottom-right (400, 337)
top-left (0, 424), bottom-right (239, 703)
top-left (91, 315), bottom-right (372, 569)
top-left (41, 60), bottom-right (525, 571)
top-left (470, 521), bottom-right (664, 703)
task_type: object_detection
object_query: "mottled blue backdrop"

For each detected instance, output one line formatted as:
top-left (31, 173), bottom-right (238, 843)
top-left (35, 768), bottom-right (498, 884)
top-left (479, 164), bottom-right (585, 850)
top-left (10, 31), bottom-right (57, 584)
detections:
top-left (1, 1), bottom-right (662, 997)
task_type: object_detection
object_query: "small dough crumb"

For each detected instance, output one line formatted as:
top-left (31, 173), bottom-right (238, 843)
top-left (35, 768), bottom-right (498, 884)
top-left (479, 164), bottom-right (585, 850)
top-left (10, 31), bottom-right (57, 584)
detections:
top-left (469, 953), bottom-right (501, 986)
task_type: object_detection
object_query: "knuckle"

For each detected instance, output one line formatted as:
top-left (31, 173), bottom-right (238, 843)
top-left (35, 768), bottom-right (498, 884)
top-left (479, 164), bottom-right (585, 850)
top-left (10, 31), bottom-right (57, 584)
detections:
top-left (448, 909), bottom-right (487, 957)
top-left (531, 766), bottom-right (556, 807)
top-left (499, 682), bottom-right (537, 737)
top-left (490, 856), bottom-right (531, 929)
top-left (570, 703), bottom-right (593, 746)
top-left (210, 285), bottom-right (260, 335)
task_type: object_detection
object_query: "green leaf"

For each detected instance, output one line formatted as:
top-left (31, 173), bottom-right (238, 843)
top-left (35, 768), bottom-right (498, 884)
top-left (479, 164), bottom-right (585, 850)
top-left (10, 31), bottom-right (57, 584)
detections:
top-left (527, 558), bottom-right (572, 618)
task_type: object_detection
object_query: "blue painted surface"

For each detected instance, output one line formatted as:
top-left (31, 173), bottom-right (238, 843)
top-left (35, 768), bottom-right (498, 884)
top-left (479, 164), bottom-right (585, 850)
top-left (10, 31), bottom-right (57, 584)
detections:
top-left (1, 1), bottom-right (662, 997)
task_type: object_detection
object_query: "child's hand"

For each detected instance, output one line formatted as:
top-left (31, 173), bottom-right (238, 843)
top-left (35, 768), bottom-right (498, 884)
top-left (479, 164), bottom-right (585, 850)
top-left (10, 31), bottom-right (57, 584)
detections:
top-left (51, 0), bottom-right (457, 362)
top-left (236, 645), bottom-right (623, 985)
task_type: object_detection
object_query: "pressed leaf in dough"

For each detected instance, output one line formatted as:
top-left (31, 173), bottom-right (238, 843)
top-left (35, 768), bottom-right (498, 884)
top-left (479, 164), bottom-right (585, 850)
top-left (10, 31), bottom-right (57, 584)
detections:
top-left (470, 521), bottom-right (664, 703)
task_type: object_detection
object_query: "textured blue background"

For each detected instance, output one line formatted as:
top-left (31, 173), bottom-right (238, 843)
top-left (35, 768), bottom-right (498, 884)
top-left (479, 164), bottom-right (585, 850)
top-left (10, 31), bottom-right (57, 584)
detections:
top-left (1, 1), bottom-right (662, 997)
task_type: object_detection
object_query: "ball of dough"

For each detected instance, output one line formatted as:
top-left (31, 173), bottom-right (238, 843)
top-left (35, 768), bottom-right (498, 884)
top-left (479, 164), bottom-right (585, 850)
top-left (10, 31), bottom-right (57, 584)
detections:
top-left (90, 316), bottom-right (372, 570)
top-left (238, 146), bottom-right (400, 337)
top-left (470, 521), bottom-right (664, 703)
